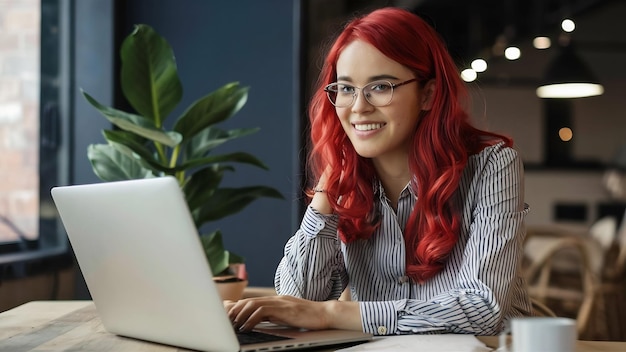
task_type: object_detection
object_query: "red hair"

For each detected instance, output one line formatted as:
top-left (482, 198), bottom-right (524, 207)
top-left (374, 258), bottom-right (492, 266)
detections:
top-left (307, 7), bottom-right (512, 283)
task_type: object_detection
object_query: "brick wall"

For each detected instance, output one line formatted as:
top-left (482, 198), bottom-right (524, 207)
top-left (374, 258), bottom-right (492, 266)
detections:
top-left (0, 0), bottom-right (40, 241)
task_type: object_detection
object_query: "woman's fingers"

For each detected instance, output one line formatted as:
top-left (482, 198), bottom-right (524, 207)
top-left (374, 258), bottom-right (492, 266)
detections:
top-left (226, 296), bottom-right (328, 331)
top-left (227, 296), bottom-right (274, 330)
top-left (238, 304), bottom-right (278, 331)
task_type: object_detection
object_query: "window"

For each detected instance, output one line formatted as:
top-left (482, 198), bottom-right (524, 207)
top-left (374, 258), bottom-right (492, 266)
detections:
top-left (0, 0), bottom-right (70, 265)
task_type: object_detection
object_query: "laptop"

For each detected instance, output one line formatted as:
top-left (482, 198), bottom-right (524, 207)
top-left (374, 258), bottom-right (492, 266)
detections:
top-left (50, 176), bottom-right (372, 352)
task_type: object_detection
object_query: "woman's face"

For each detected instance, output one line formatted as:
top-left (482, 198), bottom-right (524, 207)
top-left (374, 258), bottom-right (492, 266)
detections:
top-left (334, 40), bottom-right (429, 162)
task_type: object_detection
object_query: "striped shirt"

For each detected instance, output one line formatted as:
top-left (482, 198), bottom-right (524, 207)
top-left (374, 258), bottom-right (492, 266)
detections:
top-left (275, 142), bottom-right (532, 336)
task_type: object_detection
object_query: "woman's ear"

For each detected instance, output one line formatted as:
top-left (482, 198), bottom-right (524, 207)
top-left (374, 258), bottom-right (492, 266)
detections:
top-left (420, 79), bottom-right (436, 111)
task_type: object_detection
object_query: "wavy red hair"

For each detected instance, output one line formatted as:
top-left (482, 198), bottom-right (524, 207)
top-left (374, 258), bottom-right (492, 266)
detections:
top-left (307, 7), bottom-right (512, 283)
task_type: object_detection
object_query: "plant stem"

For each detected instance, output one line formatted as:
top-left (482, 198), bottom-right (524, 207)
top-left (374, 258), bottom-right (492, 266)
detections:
top-left (154, 142), bottom-right (167, 164)
top-left (170, 146), bottom-right (185, 184)
top-left (170, 145), bottom-right (180, 168)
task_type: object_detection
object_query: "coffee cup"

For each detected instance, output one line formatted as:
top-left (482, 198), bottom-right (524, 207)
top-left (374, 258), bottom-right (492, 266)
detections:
top-left (498, 317), bottom-right (577, 352)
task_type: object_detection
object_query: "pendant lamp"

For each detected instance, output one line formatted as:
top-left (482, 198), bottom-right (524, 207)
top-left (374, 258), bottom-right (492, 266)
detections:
top-left (536, 43), bottom-right (604, 98)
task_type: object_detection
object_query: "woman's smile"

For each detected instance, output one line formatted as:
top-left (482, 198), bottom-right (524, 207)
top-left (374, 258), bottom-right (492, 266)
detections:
top-left (353, 122), bottom-right (386, 132)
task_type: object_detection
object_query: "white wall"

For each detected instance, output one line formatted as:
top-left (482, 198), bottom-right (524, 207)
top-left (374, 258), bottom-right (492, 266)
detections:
top-left (524, 172), bottom-right (608, 226)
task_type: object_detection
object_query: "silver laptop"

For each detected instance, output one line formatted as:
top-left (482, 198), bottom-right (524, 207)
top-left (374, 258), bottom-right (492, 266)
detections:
top-left (50, 176), bottom-right (372, 352)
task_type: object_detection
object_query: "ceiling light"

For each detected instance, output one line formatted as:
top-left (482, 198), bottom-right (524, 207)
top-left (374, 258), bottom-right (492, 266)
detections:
top-left (536, 44), bottom-right (604, 98)
top-left (559, 127), bottom-right (573, 142)
top-left (533, 36), bottom-right (551, 49)
top-left (471, 59), bottom-right (487, 72)
top-left (561, 19), bottom-right (576, 32)
top-left (461, 68), bottom-right (477, 82)
top-left (504, 47), bottom-right (521, 60)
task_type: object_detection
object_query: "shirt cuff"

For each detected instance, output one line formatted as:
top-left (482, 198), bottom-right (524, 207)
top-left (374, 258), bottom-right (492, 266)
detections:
top-left (359, 301), bottom-right (399, 335)
top-left (301, 205), bottom-right (339, 239)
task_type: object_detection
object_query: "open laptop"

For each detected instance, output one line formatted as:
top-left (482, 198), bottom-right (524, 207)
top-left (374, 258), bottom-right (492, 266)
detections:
top-left (50, 177), bottom-right (372, 352)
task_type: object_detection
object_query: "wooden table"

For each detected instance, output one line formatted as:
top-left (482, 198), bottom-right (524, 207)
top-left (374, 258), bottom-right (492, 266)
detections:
top-left (1, 301), bottom-right (625, 351)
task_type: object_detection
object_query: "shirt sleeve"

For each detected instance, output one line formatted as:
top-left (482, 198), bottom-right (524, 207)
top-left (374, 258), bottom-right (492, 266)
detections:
top-left (274, 206), bottom-right (348, 300)
top-left (359, 145), bottom-right (530, 336)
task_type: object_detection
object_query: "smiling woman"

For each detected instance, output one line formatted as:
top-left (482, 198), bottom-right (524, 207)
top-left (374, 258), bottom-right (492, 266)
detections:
top-left (225, 7), bottom-right (533, 336)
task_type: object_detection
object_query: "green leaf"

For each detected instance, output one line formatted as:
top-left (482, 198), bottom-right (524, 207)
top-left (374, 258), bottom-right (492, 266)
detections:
top-left (198, 230), bottom-right (245, 276)
top-left (193, 187), bottom-right (284, 227)
top-left (183, 165), bottom-right (231, 214)
top-left (227, 252), bottom-right (244, 265)
top-left (82, 91), bottom-right (182, 147)
top-left (87, 144), bottom-right (153, 181)
top-left (200, 231), bottom-right (232, 276)
top-left (99, 139), bottom-right (172, 177)
top-left (174, 151), bottom-right (269, 172)
top-left (102, 130), bottom-right (172, 174)
top-left (183, 127), bottom-right (259, 161)
top-left (121, 24), bottom-right (182, 126)
top-left (173, 82), bottom-right (249, 140)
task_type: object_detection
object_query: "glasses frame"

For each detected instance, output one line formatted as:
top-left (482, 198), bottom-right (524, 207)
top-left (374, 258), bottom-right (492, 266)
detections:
top-left (323, 78), bottom-right (418, 108)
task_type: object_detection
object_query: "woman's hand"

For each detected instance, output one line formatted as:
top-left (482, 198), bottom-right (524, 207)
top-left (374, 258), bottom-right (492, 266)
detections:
top-left (224, 295), bottom-right (361, 332)
top-left (311, 172), bottom-right (333, 214)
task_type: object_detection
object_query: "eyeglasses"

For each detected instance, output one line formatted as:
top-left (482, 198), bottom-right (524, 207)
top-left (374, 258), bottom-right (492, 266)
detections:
top-left (324, 78), bottom-right (417, 108)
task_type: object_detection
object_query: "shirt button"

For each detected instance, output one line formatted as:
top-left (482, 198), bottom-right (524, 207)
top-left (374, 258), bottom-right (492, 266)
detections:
top-left (377, 326), bottom-right (387, 335)
top-left (397, 276), bottom-right (409, 284)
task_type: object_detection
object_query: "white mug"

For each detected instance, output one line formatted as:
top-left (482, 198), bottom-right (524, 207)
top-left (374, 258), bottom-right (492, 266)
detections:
top-left (499, 317), bottom-right (577, 352)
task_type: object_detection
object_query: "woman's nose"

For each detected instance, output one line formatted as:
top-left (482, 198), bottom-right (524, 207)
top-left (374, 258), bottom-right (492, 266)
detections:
top-left (351, 90), bottom-right (374, 113)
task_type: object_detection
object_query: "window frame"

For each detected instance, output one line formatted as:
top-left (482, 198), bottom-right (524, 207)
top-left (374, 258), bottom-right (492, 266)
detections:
top-left (0, 0), bottom-right (72, 272)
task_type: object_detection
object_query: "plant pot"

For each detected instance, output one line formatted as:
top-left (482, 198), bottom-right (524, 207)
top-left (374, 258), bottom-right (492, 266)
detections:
top-left (214, 276), bottom-right (248, 301)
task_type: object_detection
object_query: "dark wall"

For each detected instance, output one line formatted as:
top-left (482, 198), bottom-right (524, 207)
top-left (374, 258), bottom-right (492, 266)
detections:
top-left (73, 0), bottom-right (303, 288)
top-left (72, 0), bottom-right (117, 299)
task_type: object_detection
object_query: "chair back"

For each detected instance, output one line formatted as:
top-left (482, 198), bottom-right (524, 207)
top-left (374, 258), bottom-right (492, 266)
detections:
top-left (612, 210), bottom-right (626, 278)
top-left (589, 216), bottom-right (617, 251)
top-left (530, 297), bottom-right (557, 317)
top-left (582, 216), bottom-right (617, 275)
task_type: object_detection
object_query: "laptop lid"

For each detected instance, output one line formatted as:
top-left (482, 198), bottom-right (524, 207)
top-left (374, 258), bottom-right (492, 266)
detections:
top-left (51, 177), bottom-right (372, 352)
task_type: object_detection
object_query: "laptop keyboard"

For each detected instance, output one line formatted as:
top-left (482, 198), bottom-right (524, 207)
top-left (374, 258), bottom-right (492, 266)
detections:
top-left (236, 330), bottom-right (292, 345)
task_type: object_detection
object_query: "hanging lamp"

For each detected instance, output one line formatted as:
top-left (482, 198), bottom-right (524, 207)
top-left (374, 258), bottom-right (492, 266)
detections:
top-left (536, 43), bottom-right (604, 98)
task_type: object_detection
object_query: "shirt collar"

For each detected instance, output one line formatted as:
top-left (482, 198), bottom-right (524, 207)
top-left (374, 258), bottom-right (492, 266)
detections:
top-left (374, 179), bottom-right (416, 201)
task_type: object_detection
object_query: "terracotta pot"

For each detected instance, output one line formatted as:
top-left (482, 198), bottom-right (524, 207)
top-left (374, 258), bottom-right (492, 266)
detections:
top-left (214, 277), bottom-right (248, 301)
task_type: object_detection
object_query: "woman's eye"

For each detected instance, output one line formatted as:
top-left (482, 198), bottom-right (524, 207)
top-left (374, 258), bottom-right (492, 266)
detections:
top-left (369, 82), bottom-right (391, 92)
top-left (338, 84), bottom-right (356, 93)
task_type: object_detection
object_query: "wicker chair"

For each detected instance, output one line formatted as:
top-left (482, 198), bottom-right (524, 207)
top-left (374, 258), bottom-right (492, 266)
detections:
top-left (523, 216), bottom-right (619, 338)
top-left (530, 297), bottom-right (557, 317)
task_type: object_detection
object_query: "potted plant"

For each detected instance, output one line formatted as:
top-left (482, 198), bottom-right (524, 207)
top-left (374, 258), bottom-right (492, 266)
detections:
top-left (81, 24), bottom-right (283, 300)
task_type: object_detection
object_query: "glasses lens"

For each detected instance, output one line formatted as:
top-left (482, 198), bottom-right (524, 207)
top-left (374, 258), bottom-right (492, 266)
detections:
top-left (363, 81), bottom-right (393, 106)
top-left (326, 83), bottom-right (355, 107)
